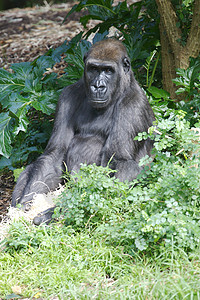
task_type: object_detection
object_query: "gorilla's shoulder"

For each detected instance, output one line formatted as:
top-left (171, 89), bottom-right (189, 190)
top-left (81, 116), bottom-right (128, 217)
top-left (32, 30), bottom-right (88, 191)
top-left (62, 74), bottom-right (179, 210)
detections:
top-left (62, 78), bottom-right (84, 95)
top-left (58, 78), bottom-right (85, 106)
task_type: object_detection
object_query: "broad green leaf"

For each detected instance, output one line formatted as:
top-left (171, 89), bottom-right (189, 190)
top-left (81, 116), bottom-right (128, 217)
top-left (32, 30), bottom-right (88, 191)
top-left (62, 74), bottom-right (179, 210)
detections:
top-left (31, 91), bottom-right (57, 115)
top-left (51, 41), bottom-right (68, 62)
top-left (0, 112), bottom-right (12, 158)
top-left (11, 62), bottom-right (32, 80)
top-left (42, 72), bottom-right (57, 85)
top-left (13, 104), bottom-right (29, 135)
top-left (3, 93), bottom-right (30, 114)
top-left (0, 156), bottom-right (13, 170)
top-left (92, 31), bottom-right (109, 44)
top-left (0, 70), bottom-right (25, 103)
top-left (148, 86), bottom-right (170, 99)
top-left (34, 56), bottom-right (55, 72)
top-left (14, 115), bottom-right (29, 135)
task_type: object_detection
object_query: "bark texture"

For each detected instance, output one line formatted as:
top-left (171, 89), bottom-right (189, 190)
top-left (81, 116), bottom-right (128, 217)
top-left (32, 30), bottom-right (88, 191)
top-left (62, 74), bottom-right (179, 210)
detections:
top-left (156, 0), bottom-right (200, 98)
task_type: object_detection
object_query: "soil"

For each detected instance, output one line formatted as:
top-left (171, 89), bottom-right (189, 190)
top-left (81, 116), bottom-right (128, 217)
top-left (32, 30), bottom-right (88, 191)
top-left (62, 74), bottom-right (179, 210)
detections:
top-left (0, 2), bottom-right (86, 220)
top-left (0, 2), bottom-right (86, 69)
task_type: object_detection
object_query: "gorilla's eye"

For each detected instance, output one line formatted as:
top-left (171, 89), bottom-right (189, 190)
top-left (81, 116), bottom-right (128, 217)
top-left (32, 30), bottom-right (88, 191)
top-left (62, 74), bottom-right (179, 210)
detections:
top-left (104, 67), bottom-right (114, 74)
top-left (87, 65), bottom-right (98, 73)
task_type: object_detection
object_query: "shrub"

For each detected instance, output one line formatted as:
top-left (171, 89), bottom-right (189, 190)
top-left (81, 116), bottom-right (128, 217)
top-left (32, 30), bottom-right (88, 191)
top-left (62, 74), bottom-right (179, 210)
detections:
top-left (173, 56), bottom-right (200, 126)
top-left (54, 112), bottom-right (200, 254)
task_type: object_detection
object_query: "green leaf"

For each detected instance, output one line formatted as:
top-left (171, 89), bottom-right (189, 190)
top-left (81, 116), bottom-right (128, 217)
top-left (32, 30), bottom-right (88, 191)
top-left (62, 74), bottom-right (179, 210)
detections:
top-left (11, 62), bottom-right (32, 80)
top-left (148, 86), bottom-right (170, 99)
top-left (0, 69), bottom-right (25, 103)
top-left (31, 91), bottom-right (57, 115)
top-left (64, 39), bottom-right (91, 83)
top-left (13, 112), bottom-right (29, 135)
top-left (34, 56), bottom-right (55, 73)
top-left (0, 112), bottom-right (12, 158)
top-left (0, 156), bottom-right (13, 170)
top-left (13, 167), bottom-right (25, 181)
top-left (51, 41), bottom-right (68, 62)
top-left (92, 31), bottom-right (109, 44)
top-left (4, 93), bottom-right (30, 115)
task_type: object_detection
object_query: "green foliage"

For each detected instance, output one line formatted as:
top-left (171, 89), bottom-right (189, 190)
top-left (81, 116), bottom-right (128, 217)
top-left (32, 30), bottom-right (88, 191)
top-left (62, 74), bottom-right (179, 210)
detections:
top-left (13, 167), bottom-right (24, 181)
top-left (59, 33), bottom-right (90, 85)
top-left (54, 164), bottom-right (130, 228)
top-left (172, 0), bottom-right (194, 46)
top-left (146, 85), bottom-right (176, 124)
top-left (0, 112), bottom-right (53, 171)
top-left (144, 50), bottom-right (161, 89)
top-left (0, 51), bottom-right (63, 159)
top-left (0, 34), bottom-right (107, 169)
top-left (173, 56), bottom-right (200, 125)
top-left (0, 2), bottom-right (200, 297)
top-left (1, 220), bottom-right (49, 253)
top-left (64, 0), bottom-right (160, 80)
top-left (54, 112), bottom-right (200, 254)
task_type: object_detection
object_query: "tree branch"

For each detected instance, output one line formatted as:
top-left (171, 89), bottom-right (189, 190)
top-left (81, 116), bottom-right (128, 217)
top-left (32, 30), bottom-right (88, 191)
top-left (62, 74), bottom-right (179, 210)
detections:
top-left (155, 0), bottom-right (182, 58)
top-left (186, 0), bottom-right (200, 58)
top-left (159, 20), bottom-right (177, 98)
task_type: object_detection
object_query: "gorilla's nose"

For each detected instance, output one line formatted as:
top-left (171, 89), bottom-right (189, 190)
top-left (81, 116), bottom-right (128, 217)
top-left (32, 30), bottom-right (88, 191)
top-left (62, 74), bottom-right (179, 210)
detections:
top-left (92, 80), bottom-right (106, 92)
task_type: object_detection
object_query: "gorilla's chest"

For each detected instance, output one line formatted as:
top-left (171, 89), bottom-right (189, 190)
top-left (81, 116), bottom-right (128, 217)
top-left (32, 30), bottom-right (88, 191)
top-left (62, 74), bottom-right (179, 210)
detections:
top-left (75, 105), bottom-right (114, 138)
top-left (65, 107), bottom-right (116, 172)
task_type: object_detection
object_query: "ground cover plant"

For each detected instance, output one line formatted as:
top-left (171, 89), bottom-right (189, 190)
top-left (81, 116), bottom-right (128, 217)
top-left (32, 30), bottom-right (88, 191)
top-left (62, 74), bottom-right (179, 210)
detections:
top-left (1, 222), bottom-right (200, 299)
top-left (0, 0), bottom-right (200, 298)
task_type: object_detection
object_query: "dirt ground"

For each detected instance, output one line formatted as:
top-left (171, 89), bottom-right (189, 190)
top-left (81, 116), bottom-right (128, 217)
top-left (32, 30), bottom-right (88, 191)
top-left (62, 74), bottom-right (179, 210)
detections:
top-left (0, 2), bottom-right (86, 220)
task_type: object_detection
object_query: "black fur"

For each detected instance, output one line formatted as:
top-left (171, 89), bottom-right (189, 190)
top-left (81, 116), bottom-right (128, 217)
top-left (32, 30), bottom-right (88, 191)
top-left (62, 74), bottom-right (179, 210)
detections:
top-left (12, 39), bottom-right (155, 223)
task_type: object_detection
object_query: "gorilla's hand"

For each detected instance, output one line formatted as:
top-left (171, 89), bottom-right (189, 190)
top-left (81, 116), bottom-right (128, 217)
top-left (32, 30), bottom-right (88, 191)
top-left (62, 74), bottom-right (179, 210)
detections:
top-left (33, 207), bottom-right (56, 225)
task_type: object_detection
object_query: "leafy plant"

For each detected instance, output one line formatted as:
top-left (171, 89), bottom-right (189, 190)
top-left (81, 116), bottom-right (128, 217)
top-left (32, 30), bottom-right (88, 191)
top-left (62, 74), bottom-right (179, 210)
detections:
top-left (64, 0), bottom-right (160, 80)
top-left (144, 49), bottom-right (161, 89)
top-left (1, 220), bottom-right (49, 253)
top-left (171, 0), bottom-right (194, 46)
top-left (54, 112), bottom-right (200, 254)
top-left (173, 55), bottom-right (200, 125)
top-left (54, 164), bottom-right (130, 228)
top-left (0, 50), bottom-right (64, 159)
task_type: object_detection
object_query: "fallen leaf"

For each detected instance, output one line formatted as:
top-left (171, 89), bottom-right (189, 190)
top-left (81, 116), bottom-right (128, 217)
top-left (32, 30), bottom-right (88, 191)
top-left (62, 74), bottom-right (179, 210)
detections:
top-left (33, 292), bottom-right (42, 298)
top-left (11, 285), bottom-right (22, 294)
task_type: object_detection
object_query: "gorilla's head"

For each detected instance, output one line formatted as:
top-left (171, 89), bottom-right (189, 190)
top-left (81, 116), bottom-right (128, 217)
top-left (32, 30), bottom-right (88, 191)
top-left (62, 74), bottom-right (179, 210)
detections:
top-left (84, 39), bottom-right (131, 109)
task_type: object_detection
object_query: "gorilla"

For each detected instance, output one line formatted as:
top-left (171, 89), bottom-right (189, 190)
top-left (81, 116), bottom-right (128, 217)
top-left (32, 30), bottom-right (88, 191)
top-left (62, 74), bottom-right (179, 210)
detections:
top-left (12, 39), bottom-right (155, 224)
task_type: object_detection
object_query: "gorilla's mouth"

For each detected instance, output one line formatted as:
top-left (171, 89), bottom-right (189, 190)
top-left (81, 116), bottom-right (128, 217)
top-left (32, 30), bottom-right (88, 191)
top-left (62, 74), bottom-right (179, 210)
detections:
top-left (89, 97), bottom-right (109, 107)
top-left (91, 98), bottom-right (108, 103)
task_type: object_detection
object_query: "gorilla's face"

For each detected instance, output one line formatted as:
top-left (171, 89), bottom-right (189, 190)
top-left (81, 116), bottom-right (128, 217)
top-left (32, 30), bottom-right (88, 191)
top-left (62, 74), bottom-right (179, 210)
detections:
top-left (84, 59), bottom-right (119, 109)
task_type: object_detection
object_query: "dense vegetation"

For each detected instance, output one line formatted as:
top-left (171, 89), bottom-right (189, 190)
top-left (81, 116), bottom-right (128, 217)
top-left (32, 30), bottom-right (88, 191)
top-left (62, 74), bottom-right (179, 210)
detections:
top-left (0, 0), bottom-right (200, 298)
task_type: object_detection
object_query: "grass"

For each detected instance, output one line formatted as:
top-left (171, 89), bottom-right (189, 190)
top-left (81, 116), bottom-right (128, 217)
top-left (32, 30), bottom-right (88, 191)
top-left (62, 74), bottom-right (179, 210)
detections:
top-left (1, 221), bottom-right (200, 299)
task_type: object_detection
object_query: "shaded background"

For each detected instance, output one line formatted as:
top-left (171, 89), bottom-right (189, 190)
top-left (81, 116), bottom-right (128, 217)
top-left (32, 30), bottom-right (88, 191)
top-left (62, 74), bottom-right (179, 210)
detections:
top-left (0, 0), bottom-right (69, 10)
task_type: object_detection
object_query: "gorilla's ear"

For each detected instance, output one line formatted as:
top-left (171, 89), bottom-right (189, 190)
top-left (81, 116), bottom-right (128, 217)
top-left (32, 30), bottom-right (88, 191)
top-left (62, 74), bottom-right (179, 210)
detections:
top-left (123, 57), bottom-right (131, 74)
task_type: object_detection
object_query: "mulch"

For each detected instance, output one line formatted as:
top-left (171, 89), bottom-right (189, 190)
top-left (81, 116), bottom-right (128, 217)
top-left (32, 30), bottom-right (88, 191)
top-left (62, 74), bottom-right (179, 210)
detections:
top-left (0, 2), bottom-right (85, 68)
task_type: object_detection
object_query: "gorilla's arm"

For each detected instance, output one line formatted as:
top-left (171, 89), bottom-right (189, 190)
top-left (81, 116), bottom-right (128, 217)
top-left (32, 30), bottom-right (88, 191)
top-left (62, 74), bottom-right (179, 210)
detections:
top-left (11, 82), bottom-right (82, 207)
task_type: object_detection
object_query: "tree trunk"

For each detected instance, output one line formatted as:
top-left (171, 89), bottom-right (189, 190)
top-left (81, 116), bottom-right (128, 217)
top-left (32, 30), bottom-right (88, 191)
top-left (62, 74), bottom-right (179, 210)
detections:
top-left (155, 0), bottom-right (200, 99)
